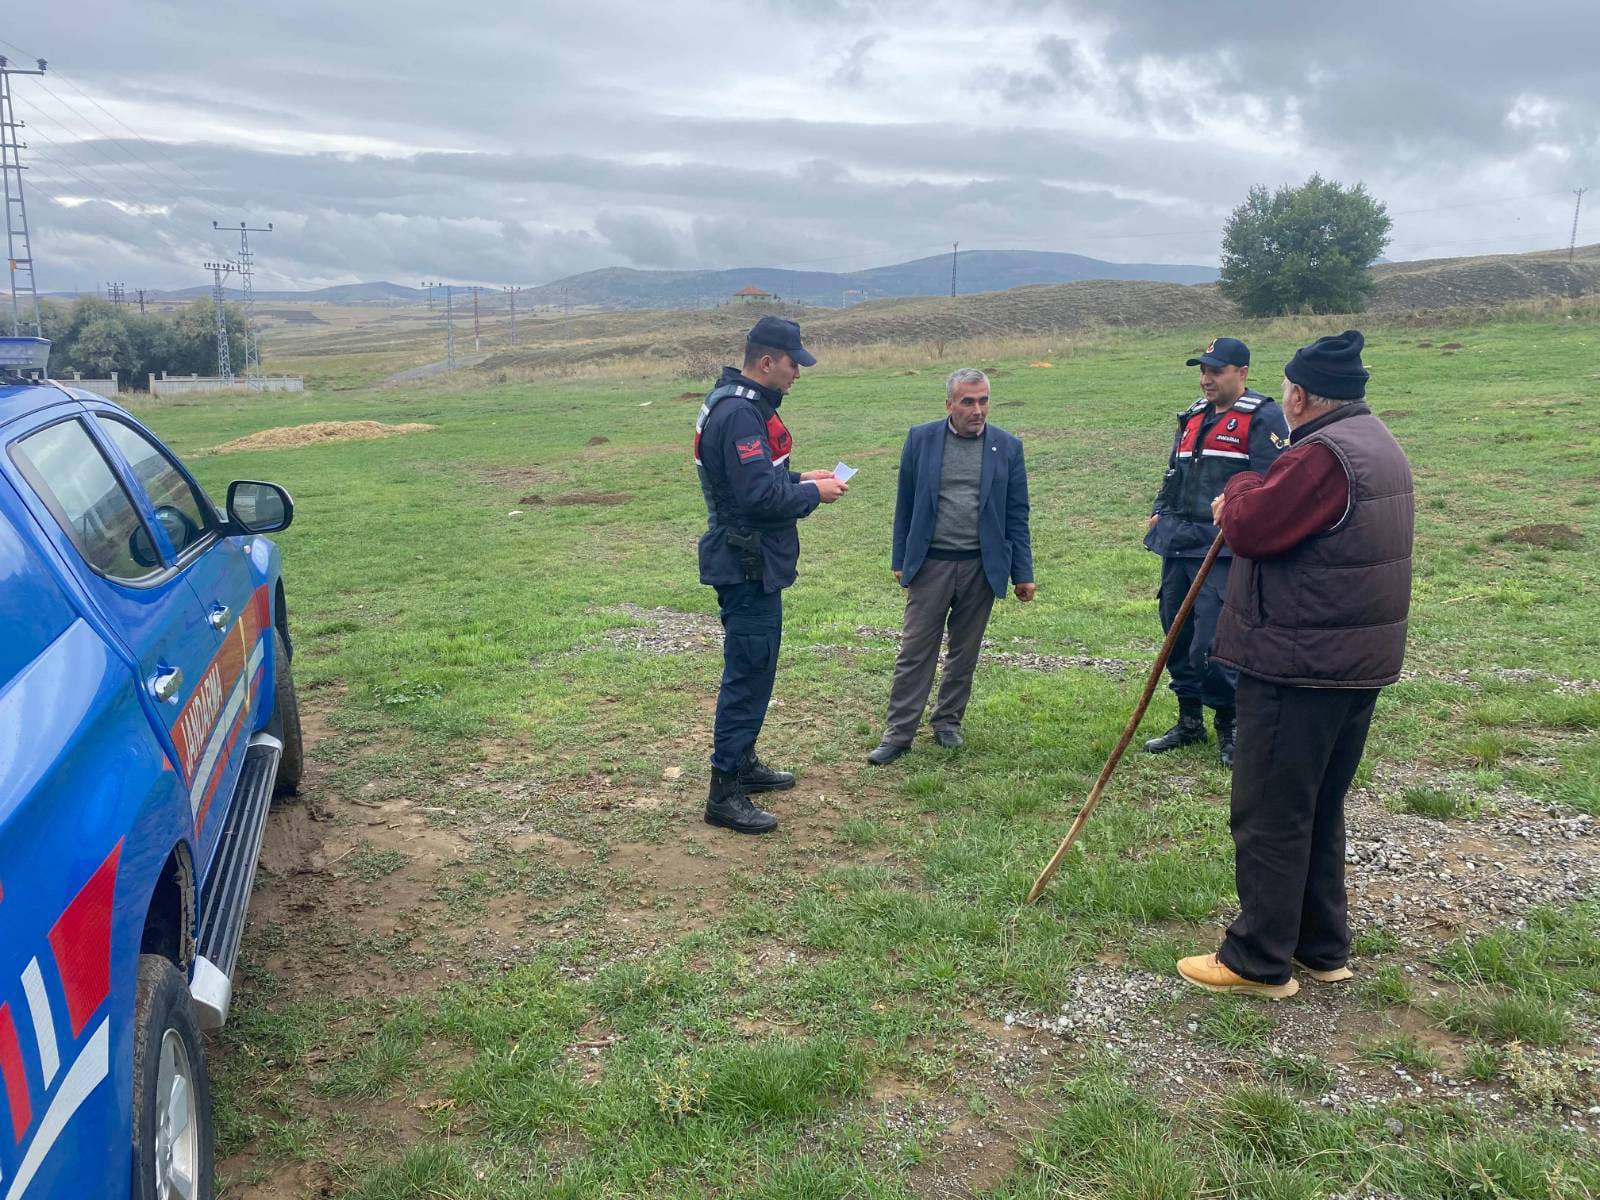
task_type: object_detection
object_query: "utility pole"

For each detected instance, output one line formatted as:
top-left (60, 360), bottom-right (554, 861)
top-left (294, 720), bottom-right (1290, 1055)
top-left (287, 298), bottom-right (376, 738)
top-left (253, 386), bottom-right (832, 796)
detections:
top-left (1571, 188), bottom-right (1587, 262)
top-left (422, 280), bottom-right (455, 368)
top-left (470, 286), bottom-right (481, 351)
top-left (503, 285), bottom-right (521, 346)
top-left (0, 55), bottom-right (46, 337)
top-left (214, 220), bottom-right (272, 387)
top-left (420, 280), bottom-right (434, 310)
top-left (203, 260), bottom-right (238, 383)
top-left (136, 287), bottom-right (146, 314)
top-left (950, 241), bottom-right (959, 298)
top-left (106, 282), bottom-right (126, 304)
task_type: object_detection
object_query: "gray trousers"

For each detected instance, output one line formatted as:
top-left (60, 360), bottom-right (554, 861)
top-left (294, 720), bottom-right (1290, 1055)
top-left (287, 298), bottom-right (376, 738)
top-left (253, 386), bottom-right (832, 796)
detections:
top-left (882, 556), bottom-right (997, 746)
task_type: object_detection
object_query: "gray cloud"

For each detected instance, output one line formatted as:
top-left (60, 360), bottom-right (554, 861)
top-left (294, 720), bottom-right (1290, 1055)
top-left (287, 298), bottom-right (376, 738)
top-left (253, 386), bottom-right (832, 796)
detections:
top-left (9, 0), bottom-right (1597, 291)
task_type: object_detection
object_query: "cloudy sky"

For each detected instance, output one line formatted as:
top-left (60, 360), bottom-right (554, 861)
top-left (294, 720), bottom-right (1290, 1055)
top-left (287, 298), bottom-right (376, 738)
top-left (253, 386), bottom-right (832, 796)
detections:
top-left (9, 0), bottom-right (1598, 291)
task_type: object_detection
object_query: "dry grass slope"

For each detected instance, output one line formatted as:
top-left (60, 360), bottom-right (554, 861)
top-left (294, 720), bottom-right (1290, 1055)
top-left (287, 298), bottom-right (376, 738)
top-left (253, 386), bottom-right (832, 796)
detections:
top-left (261, 243), bottom-right (1600, 385)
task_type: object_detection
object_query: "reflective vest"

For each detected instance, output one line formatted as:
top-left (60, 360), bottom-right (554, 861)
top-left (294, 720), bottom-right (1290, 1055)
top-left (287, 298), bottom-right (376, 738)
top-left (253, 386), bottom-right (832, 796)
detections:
top-left (1171, 390), bottom-right (1267, 521)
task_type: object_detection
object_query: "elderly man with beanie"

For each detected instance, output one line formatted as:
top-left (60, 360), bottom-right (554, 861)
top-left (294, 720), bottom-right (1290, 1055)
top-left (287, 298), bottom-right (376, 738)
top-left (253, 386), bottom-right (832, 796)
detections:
top-left (1143, 337), bottom-right (1288, 768)
top-left (1177, 330), bottom-right (1414, 999)
top-left (693, 316), bottom-right (848, 834)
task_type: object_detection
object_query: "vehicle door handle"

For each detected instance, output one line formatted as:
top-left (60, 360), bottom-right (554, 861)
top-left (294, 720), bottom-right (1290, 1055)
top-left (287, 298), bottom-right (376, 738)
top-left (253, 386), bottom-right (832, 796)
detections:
top-left (151, 667), bottom-right (183, 705)
top-left (208, 604), bottom-right (231, 630)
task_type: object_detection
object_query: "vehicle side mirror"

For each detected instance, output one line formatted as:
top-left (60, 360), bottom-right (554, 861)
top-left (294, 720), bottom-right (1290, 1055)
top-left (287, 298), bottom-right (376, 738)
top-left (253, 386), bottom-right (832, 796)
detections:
top-left (226, 480), bottom-right (294, 534)
top-left (128, 525), bottom-right (161, 568)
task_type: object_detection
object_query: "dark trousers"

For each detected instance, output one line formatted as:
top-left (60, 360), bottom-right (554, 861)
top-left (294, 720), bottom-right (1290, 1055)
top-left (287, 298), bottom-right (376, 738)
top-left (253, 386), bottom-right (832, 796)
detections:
top-left (1218, 675), bottom-right (1379, 984)
top-left (1159, 554), bottom-right (1237, 710)
top-left (882, 557), bottom-right (997, 746)
top-left (710, 581), bottom-right (783, 774)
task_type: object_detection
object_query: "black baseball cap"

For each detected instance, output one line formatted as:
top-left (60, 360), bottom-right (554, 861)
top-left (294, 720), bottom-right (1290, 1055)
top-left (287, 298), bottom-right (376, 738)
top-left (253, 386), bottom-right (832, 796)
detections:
top-left (747, 316), bottom-right (816, 367)
top-left (1186, 337), bottom-right (1250, 369)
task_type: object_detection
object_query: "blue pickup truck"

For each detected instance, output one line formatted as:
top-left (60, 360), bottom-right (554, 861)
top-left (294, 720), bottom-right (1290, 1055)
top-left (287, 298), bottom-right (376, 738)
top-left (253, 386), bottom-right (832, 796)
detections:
top-left (0, 337), bottom-right (299, 1199)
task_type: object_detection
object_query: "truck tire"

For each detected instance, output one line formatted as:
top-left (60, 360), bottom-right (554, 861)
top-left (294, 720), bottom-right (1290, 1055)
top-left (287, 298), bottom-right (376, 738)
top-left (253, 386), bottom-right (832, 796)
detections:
top-left (267, 633), bottom-right (303, 798)
top-left (132, 954), bottom-right (214, 1200)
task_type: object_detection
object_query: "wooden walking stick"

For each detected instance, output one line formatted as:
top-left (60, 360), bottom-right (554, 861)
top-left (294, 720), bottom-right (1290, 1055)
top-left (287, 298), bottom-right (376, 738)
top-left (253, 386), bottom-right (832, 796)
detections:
top-left (1026, 529), bottom-right (1227, 903)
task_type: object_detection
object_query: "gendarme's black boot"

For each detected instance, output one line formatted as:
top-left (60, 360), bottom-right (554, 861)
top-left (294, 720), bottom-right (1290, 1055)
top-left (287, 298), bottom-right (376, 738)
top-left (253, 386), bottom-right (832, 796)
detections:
top-left (738, 750), bottom-right (795, 793)
top-left (1143, 699), bottom-right (1207, 754)
top-left (705, 768), bottom-right (779, 835)
top-left (1214, 707), bottom-right (1237, 769)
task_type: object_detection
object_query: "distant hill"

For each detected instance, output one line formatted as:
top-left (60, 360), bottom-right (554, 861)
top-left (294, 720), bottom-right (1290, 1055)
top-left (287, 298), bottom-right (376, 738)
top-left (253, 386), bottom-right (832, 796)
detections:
top-left (126, 280), bottom-right (428, 305)
top-left (521, 250), bottom-right (1218, 310)
top-left (1368, 244), bottom-right (1600, 312)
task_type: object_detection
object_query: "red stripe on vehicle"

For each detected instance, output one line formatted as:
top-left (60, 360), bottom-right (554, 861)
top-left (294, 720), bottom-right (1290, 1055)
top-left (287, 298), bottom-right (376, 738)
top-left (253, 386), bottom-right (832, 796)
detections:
top-left (172, 620), bottom-right (247, 782)
top-left (0, 1003), bottom-right (30, 1142)
top-left (250, 586), bottom-right (271, 640)
top-left (194, 664), bottom-right (261, 834)
top-left (47, 841), bottom-right (123, 1038)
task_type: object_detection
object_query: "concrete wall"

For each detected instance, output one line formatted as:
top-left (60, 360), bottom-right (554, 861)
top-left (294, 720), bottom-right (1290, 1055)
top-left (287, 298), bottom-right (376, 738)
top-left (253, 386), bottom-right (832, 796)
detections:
top-left (55, 372), bottom-right (119, 394)
top-left (148, 374), bottom-right (305, 398)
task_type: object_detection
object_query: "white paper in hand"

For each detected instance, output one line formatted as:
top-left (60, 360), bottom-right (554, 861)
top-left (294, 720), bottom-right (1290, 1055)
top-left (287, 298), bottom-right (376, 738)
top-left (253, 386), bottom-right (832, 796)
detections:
top-left (833, 462), bottom-right (857, 483)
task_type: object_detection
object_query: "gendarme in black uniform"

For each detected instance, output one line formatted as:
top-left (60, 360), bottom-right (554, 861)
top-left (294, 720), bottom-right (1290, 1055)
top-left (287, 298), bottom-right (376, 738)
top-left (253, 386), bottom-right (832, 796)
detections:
top-left (693, 317), bottom-right (829, 834)
top-left (1143, 336), bottom-right (1287, 765)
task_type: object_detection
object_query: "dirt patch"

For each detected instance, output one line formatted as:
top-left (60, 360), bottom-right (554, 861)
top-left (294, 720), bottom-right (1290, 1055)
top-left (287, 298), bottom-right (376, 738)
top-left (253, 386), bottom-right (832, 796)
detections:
top-left (586, 435), bottom-right (611, 446)
top-left (481, 464), bottom-right (557, 490)
top-left (604, 604), bottom-right (722, 654)
top-left (548, 492), bottom-right (631, 507)
top-left (1438, 341), bottom-right (1464, 350)
top-left (1505, 523), bottom-right (1583, 549)
top-left (516, 491), bottom-right (633, 507)
top-left (677, 391), bottom-right (703, 401)
top-left (210, 420), bottom-right (434, 454)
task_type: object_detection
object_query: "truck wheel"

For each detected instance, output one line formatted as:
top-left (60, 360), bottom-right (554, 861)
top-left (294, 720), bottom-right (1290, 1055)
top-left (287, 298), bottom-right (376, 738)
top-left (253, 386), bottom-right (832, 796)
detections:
top-left (132, 955), bottom-right (214, 1200)
top-left (267, 633), bottom-right (303, 798)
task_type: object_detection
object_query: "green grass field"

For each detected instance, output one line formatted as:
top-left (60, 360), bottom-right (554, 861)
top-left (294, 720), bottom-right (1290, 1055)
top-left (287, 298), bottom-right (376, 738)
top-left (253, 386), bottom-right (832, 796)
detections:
top-left (138, 305), bottom-right (1600, 1197)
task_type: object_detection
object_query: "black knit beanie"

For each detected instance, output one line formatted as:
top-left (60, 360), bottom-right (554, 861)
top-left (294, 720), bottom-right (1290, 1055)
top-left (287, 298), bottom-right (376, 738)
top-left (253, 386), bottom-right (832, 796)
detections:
top-left (1284, 329), bottom-right (1369, 401)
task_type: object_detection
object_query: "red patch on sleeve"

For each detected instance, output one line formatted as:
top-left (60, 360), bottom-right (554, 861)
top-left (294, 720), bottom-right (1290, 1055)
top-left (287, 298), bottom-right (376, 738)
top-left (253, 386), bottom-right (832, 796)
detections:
top-left (736, 438), bottom-right (764, 462)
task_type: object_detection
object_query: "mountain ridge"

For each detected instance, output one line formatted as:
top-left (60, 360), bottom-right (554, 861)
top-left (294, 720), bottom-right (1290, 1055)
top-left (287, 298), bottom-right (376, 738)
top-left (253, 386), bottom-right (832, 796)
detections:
top-left (44, 250), bottom-right (1218, 309)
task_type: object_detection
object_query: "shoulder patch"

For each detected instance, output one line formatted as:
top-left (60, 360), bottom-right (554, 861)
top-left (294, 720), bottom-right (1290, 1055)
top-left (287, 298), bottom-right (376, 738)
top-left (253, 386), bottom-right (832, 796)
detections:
top-left (1180, 398), bottom-right (1208, 417)
top-left (1233, 395), bottom-right (1263, 412)
top-left (736, 438), bottom-right (764, 462)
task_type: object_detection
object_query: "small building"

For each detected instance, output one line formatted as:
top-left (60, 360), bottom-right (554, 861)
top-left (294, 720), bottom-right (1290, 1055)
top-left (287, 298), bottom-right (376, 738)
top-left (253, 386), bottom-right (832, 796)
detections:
top-left (733, 285), bottom-right (776, 303)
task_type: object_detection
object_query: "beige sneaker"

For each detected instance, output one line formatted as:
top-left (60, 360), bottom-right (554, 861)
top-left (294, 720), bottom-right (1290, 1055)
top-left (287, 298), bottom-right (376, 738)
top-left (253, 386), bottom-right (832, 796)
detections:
top-left (1177, 953), bottom-right (1299, 1000)
top-left (1293, 958), bottom-right (1354, 982)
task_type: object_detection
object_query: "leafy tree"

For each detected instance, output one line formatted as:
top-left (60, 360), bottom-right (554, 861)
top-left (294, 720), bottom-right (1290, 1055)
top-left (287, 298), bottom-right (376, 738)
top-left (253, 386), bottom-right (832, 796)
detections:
top-left (1219, 175), bottom-right (1392, 316)
top-left (39, 296), bottom-right (248, 387)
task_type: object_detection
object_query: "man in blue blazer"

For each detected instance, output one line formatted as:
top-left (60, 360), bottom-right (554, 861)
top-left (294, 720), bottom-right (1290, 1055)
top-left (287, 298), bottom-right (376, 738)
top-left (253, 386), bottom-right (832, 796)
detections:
top-left (867, 368), bottom-right (1036, 764)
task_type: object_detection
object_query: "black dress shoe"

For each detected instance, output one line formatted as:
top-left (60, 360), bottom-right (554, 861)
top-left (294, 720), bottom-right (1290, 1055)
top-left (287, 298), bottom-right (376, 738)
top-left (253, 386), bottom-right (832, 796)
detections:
top-left (704, 768), bottom-right (778, 834)
top-left (933, 728), bottom-right (964, 749)
top-left (739, 751), bottom-right (795, 792)
top-left (866, 742), bottom-right (911, 766)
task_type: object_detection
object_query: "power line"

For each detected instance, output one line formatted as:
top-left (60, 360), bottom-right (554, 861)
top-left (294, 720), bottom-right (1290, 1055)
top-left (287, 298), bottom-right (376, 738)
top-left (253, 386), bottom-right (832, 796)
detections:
top-left (17, 94), bottom-right (224, 233)
top-left (0, 36), bottom-right (220, 200)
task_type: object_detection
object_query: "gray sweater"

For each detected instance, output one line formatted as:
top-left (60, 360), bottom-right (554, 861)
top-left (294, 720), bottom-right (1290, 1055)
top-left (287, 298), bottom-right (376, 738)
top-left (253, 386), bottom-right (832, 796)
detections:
top-left (929, 424), bottom-right (983, 552)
